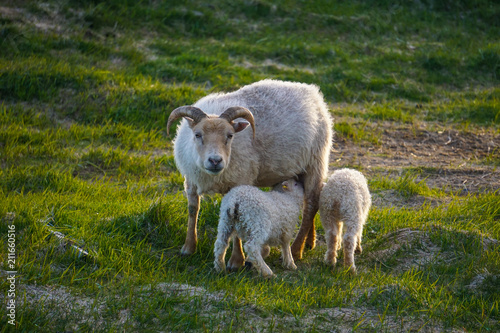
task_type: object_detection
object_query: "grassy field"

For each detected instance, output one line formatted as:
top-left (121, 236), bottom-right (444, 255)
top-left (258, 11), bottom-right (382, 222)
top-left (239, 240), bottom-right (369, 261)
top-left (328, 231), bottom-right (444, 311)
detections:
top-left (1, 0), bottom-right (499, 331)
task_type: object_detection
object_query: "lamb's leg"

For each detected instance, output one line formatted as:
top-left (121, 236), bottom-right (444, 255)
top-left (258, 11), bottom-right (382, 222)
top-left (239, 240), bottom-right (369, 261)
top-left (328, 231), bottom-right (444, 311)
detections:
top-left (355, 233), bottom-right (363, 254)
top-left (324, 219), bottom-right (342, 267)
top-left (214, 225), bottom-right (232, 273)
top-left (261, 245), bottom-right (271, 259)
top-left (244, 240), bottom-right (274, 278)
top-left (343, 235), bottom-right (357, 274)
top-left (227, 236), bottom-right (245, 271)
top-left (343, 219), bottom-right (359, 275)
top-left (291, 176), bottom-right (322, 260)
top-left (181, 181), bottom-right (199, 255)
top-left (281, 239), bottom-right (297, 270)
top-left (336, 222), bottom-right (344, 252)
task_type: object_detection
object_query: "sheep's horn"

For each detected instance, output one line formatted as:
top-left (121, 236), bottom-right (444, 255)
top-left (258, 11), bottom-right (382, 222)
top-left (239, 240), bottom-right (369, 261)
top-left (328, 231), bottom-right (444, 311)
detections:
top-left (167, 106), bottom-right (208, 135)
top-left (219, 106), bottom-right (255, 139)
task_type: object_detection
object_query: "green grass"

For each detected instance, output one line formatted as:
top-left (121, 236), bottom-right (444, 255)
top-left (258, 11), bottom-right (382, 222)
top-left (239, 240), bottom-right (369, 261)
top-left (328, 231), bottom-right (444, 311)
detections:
top-left (1, 0), bottom-right (499, 331)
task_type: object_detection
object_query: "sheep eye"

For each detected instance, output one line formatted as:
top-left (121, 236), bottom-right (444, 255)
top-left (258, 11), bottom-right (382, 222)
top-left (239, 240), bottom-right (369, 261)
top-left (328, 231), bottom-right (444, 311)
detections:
top-left (227, 134), bottom-right (233, 139)
top-left (195, 133), bottom-right (202, 139)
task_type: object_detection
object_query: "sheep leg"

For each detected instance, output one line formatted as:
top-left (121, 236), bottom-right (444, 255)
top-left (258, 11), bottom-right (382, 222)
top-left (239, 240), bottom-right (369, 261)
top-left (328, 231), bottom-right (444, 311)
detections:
top-left (343, 235), bottom-right (357, 274)
top-left (324, 220), bottom-right (342, 267)
top-left (181, 182), bottom-right (199, 255)
top-left (291, 180), bottom-right (322, 260)
top-left (342, 219), bottom-right (359, 275)
top-left (213, 228), bottom-right (232, 273)
top-left (261, 245), bottom-right (271, 259)
top-left (355, 234), bottom-right (363, 254)
top-left (291, 200), bottom-right (318, 260)
top-left (227, 236), bottom-right (245, 271)
top-left (281, 239), bottom-right (297, 270)
top-left (306, 218), bottom-right (316, 250)
top-left (336, 222), bottom-right (344, 252)
top-left (244, 240), bottom-right (274, 278)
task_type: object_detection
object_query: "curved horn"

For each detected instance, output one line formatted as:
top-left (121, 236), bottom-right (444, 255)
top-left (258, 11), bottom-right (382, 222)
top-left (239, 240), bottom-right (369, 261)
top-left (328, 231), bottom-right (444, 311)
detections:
top-left (167, 106), bottom-right (208, 135)
top-left (219, 106), bottom-right (256, 139)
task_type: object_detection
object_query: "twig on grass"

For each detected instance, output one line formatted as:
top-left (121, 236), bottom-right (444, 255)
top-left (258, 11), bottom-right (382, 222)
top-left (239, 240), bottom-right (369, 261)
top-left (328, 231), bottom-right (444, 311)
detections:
top-left (39, 218), bottom-right (97, 261)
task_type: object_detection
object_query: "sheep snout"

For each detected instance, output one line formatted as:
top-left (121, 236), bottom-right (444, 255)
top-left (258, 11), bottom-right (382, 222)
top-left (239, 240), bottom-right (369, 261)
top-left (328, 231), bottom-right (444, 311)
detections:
top-left (204, 155), bottom-right (225, 174)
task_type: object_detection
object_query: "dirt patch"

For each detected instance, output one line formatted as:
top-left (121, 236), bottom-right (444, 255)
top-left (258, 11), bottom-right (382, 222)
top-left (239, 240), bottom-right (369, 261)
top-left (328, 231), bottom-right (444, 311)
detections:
top-left (372, 189), bottom-right (450, 209)
top-left (1, 4), bottom-right (65, 34)
top-left (146, 282), bottom-right (226, 303)
top-left (363, 228), bottom-right (442, 274)
top-left (331, 122), bottom-right (500, 194)
top-left (3, 282), bottom-right (226, 331)
top-left (363, 227), bottom-right (498, 275)
top-left (8, 284), bottom-right (108, 330)
top-left (306, 306), bottom-right (462, 333)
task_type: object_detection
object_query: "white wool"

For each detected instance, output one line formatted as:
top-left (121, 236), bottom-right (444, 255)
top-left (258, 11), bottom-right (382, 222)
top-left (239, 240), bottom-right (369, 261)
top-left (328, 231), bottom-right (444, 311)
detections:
top-left (214, 179), bottom-right (304, 277)
top-left (173, 79), bottom-right (332, 194)
top-left (319, 168), bottom-right (372, 274)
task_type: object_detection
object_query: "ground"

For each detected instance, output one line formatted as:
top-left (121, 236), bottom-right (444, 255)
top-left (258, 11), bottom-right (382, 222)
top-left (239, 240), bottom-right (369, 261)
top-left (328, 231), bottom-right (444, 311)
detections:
top-left (0, 0), bottom-right (499, 332)
top-left (332, 118), bottom-right (499, 195)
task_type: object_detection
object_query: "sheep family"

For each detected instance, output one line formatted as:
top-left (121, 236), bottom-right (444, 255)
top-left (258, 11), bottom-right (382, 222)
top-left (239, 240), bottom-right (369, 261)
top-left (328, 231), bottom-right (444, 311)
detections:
top-left (214, 179), bottom-right (304, 278)
top-left (168, 79), bottom-right (332, 269)
top-left (214, 168), bottom-right (371, 277)
top-left (168, 79), bottom-right (371, 276)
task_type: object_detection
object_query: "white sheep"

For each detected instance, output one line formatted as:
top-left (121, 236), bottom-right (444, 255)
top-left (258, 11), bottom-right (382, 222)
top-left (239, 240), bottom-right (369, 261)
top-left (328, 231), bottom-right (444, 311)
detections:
top-left (167, 79), bottom-right (332, 269)
top-left (319, 168), bottom-right (371, 274)
top-left (214, 179), bottom-right (304, 278)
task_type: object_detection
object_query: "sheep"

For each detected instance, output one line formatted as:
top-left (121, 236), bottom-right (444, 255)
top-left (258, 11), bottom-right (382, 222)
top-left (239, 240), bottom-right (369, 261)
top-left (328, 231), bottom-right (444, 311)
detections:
top-left (319, 168), bottom-right (371, 275)
top-left (167, 79), bottom-right (332, 269)
top-left (214, 179), bottom-right (304, 278)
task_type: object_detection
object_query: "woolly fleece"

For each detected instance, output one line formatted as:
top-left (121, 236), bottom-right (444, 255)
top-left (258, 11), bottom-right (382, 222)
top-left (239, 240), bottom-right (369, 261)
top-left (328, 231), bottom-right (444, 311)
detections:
top-left (214, 179), bottom-right (304, 277)
top-left (319, 168), bottom-right (372, 274)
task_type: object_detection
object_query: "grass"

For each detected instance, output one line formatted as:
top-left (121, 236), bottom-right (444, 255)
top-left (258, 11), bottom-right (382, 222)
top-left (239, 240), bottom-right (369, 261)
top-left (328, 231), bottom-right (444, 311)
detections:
top-left (1, 0), bottom-right (499, 331)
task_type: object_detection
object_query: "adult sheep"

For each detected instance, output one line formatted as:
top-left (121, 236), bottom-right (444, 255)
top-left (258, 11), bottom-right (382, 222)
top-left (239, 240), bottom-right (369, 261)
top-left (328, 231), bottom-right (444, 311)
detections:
top-left (167, 79), bottom-right (332, 269)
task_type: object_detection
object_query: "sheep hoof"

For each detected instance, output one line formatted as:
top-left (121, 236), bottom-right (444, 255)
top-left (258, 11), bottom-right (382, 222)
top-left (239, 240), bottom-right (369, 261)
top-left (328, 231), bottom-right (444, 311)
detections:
top-left (324, 258), bottom-right (337, 267)
top-left (262, 272), bottom-right (276, 279)
top-left (291, 241), bottom-right (304, 261)
top-left (226, 259), bottom-right (245, 272)
top-left (180, 243), bottom-right (196, 255)
top-left (305, 240), bottom-right (316, 251)
top-left (346, 265), bottom-right (357, 276)
top-left (214, 261), bottom-right (226, 273)
top-left (291, 245), bottom-right (303, 261)
top-left (292, 251), bottom-right (302, 261)
top-left (355, 245), bottom-right (362, 254)
top-left (226, 264), bottom-right (242, 272)
top-left (284, 263), bottom-right (297, 270)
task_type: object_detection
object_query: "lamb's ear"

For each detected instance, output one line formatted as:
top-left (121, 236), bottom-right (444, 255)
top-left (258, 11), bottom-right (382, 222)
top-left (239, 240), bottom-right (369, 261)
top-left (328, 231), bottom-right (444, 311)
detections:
top-left (282, 181), bottom-right (291, 191)
top-left (232, 120), bottom-right (250, 133)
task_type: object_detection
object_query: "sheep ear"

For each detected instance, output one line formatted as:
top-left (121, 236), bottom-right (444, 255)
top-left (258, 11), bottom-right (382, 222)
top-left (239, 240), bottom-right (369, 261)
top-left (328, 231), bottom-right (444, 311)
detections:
top-left (282, 182), bottom-right (290, 191)
top-left (232, 120), bottom-right (250, 133)
top-left (185, 117), bottom-right (195, 129)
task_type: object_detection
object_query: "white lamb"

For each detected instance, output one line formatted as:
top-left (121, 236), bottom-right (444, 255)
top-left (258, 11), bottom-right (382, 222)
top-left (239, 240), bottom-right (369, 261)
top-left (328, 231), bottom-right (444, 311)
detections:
top-left (319, 168), bottom-right (371, 275)
top-left (214, 179), bottom-right (304, 278)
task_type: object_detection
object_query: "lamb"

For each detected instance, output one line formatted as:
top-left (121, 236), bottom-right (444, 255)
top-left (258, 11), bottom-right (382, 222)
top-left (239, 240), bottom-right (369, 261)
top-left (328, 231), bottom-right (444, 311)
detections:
top-left (167, 79), bottom-right (332, 269)
top-left (214, 179), bottom-right (304, 278)
top-left (319, 168), bottom-right (372, 275)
